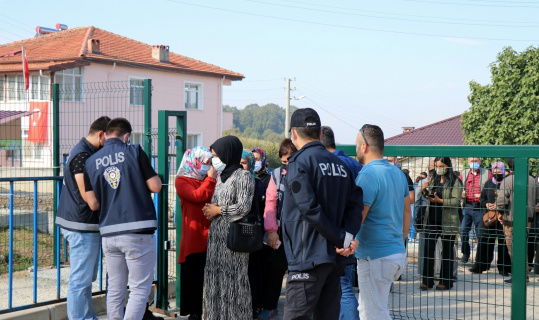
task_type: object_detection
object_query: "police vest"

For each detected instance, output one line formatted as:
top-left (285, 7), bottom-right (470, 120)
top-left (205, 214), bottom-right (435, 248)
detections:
top-left (56, 138), bottom-right (99, 232)
top-left (85, 138), bottom-right (157, 237)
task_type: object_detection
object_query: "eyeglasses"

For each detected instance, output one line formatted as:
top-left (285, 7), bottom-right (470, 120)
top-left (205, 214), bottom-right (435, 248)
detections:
top-left (360, 125), bottom-right (369, 147)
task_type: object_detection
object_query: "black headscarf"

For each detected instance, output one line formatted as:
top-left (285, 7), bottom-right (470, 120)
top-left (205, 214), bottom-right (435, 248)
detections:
top-left (210, 135), bottom-right (243, 183)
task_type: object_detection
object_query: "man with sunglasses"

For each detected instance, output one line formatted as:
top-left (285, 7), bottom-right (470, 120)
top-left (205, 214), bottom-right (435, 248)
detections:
top-left (354, 124), bottom-right (411, 320)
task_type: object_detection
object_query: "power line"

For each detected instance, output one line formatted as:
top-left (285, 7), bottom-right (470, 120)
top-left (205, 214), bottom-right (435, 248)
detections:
top-left (247, 0), bottom-right (539, 28)
top-left (0, 19), bottom-right (35, 35)
top-left (166, 0), bottom-right (539, 42)
top-left (0, 13), bottom-right (34, 28)
top-left (273, 0), bottom-right (539, 24)
top-left (403, 0), bottom-right (539, 8)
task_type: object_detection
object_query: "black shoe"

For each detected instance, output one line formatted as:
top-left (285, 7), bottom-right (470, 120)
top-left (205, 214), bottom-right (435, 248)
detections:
top-left (188, 315), bottom-right (201, 320)
top-left (468, 267), bottom-right (482, 274)
top-left (504, 278), bottom-right (512, 284)
top-left (142, 308), bottom-right (161, 320)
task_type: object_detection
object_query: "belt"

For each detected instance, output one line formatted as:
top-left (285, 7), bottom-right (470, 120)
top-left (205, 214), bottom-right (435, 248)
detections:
top-left (466, 202), bottom-right (481, 207)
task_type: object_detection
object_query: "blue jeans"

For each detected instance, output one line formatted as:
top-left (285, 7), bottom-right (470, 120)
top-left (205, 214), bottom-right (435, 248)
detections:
top-left (64, 230), bottom-right (101, 320)
top-left (460, 204), bottom-right (483, 257)
top-left (339, 264), bottom-right (359, 320)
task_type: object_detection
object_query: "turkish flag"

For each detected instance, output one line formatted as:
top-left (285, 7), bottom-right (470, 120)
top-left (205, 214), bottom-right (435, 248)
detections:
top-left (23, 50), bottom-right (29, 90)
top-left (28, 101), bottom-right (48, 143)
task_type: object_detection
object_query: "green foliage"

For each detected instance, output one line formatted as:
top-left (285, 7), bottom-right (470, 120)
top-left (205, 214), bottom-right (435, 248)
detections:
top-left (234, 136), bottom-right (281, 169)
top-left (222, 103), bottom-right (297, 143)
top-left (462, 46), bottom-right (539, 145)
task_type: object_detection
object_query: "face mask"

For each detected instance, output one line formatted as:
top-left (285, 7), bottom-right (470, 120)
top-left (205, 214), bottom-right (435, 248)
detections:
top-left (494, 173), bottom-right (504, 182)
top-left (198, 164), bottom-right (211, 176)
top-left (436, 167), bottom-right (446, 176)
top-left (469, 162), bottom-right (480, 170)
top-left (211, 157), bottom-right (226, 172)
top-left (282, 164), bottom-right (288, 171)
top-left (254, 161), bottom-right (262, 173)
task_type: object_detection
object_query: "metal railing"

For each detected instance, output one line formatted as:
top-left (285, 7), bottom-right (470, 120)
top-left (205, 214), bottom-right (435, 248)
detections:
top-left (338, 144), bottom-right (539, 320)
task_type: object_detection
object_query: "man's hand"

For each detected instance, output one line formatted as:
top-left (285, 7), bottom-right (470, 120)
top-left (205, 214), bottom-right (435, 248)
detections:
top-left (267, 231), bottom-right (280, 250)
top-left (336, 240), bottom-right (358, 257)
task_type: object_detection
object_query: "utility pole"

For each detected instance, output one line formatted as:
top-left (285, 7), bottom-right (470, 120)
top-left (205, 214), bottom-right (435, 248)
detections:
top-left (284, 78), bottom-right (295, 138)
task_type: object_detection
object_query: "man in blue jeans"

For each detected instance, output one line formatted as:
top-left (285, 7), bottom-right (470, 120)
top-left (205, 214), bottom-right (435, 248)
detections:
top-left (321, 126), bottom-right (362, 320)
top-left (56, 116), bottom-right (110, 320)
top-left (459, 157), bottom-right (490, 263)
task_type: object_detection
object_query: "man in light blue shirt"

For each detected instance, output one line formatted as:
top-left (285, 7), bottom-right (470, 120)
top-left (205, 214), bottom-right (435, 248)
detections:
top-left (354, 124), bottom-right (411, 320)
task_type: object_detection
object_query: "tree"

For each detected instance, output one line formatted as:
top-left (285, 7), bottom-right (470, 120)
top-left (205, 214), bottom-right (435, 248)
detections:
top-left (461, 46), bottom-right (539, 145)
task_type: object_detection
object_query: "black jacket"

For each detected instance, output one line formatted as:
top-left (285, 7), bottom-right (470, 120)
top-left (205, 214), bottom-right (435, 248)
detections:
top-left (281, 141), bottom-right (363, 271)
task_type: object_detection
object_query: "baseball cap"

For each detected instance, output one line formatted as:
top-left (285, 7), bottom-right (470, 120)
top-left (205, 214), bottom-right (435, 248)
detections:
top-left (289, 108), bottom-right (321, 131)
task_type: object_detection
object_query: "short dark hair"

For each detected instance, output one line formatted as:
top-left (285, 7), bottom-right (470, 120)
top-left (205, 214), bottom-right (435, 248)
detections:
top-left (106, 118), bottom-right (132, 136)
top-left (320, 126), bottom-right (336, 149)
top-left (278, 138), bottom-right (298, 158)
top-left (361, 124), bottom-right (384, 155)
top-left (88, 116), bottom-right (111, 135)
top-left (293, 116), bottom-right (321, 140)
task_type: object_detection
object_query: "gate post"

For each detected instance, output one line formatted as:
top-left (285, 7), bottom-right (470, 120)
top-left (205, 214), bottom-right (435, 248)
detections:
top-left (52, 83), bottom-right (60, 266)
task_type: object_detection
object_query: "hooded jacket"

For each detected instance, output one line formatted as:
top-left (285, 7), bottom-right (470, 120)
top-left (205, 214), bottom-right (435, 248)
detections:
top-left (281, 141), bottom-right (363, 271)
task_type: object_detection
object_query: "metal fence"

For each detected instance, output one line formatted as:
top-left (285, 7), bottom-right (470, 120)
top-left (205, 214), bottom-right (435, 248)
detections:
top-left (338, 145), bottom-right (539, 320)
top-left (0, 79), bottom-right (184, 314)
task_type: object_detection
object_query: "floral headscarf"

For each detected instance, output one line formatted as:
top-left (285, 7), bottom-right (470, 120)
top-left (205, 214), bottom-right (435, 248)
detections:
top-left (176, 146), bottom-right (213, 180)
top-left (491, 161), bottom-right (505, 184)
top-left (251, 147), bottom-right (269, 174)
top-left (241, 149), bottom-right (258, 179)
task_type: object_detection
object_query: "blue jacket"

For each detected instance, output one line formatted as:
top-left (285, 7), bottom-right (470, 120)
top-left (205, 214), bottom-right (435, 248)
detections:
top-left (281, 141), bottom-right (363, 271)
top-left (85, 138), bottom-right (157, 237)
top-left (333, 149), bottom-right (363, 181)
top-left (56, 138), bottom-right (99, 232)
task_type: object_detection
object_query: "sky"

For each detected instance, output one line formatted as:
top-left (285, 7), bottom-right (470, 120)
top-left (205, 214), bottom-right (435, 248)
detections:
top-left (2, 0), bottom-right (539, 143)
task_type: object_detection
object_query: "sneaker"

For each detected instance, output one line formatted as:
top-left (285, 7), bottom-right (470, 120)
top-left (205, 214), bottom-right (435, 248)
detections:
top-left (258, 309), bottom-right (278, 319)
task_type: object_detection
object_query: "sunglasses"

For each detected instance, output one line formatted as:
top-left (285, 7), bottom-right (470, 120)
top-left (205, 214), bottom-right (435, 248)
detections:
top-left (360, 125), bottom-right (369, 147)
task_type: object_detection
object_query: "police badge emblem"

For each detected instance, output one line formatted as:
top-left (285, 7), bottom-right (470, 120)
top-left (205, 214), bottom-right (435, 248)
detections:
top-left (104, 166), bottom-right (121, 189)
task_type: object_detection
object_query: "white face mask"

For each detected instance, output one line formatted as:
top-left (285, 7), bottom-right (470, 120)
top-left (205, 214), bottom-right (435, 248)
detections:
top-left (211, 157), bottom-right (227, 172)
top-left (436, 167), bottom-right (446, 176)
top-left (254, 161), bottom-right (263, 173)
top-left (198, 164), bottom-right (211, 176)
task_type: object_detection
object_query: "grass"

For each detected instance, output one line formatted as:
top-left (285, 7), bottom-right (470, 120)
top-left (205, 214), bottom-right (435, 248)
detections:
top-left (0, 226), bottom-right (63, 275)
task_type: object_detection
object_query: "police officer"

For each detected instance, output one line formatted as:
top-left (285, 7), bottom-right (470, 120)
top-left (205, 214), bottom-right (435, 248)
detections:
top-left (84, 118), bottom-right (162, 320)
top-left (282, 108), bottom-right (363, 320)
top-left (56, 116), bottom-right (110, 320)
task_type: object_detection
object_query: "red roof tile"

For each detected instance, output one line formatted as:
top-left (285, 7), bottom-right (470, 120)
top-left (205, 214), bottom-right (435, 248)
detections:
top-left (0, 26), bottom-right (243, 80)
top-left (385, 114), bottom-right (464, 145)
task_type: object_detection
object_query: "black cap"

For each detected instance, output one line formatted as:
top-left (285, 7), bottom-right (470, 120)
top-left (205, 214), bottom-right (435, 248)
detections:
top-left (289, 108), bottom-right (321, 131)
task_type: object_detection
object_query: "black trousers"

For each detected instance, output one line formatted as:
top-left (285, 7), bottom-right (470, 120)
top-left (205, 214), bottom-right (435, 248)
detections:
top-left (249, 247), bottom-right (265, 312)
top-left (284, 263), bottom-right (345, 320)
top-left (261, 244), bottom-right (288, 310)
top-left (473, 223), bottom-right (511, 274)
top-left (422, 233), bottom-right (455, 288)
top-left (180, 252), bottom-right (206, 316)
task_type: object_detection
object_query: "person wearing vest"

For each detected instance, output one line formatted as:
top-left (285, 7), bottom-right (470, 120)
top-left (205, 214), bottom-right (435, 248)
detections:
top-left (459, 157), bottom-right (491, 263)
top-left (321, 126), bottom-right (363, 320)
top-left (84, 118), bottom-right (162, 320)
top-left (259, 138), bottom-right (297, 320)
top-left (56, 116), bottom-right (109, 320)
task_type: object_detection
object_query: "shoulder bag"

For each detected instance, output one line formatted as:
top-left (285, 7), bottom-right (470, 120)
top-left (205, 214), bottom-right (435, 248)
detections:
top-left (227, 189), bottom-right (263, 253)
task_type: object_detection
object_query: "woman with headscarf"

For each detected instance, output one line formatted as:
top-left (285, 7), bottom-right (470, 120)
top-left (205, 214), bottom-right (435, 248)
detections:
top-left (241, 149), bottom-right (266, 318)
top-left (175, 146), bottom-right (216, 320)
top-left (420, 157), bottom-right (463, 291)
top-left (252, 148), bottom-right (271, 189)
top-left (469, 161), bottom-right (512, 276)
top-left (202, 136), bottom-right (255, 320)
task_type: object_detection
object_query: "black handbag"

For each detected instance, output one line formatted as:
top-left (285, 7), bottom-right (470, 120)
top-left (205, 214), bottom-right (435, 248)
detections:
top-left (227, 192), bottom-right (263, 253)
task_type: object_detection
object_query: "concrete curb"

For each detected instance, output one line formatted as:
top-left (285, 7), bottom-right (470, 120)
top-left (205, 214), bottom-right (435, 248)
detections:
top-left (0, 294), bottom-right (106, 320)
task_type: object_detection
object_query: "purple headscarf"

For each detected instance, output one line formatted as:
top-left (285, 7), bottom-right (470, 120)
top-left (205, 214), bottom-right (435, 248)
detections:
top-left (491, 161), bottom-right (505, 184)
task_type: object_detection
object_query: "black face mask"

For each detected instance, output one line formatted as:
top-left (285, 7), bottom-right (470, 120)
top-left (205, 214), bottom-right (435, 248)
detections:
top-left (494, 173), bottom-right (504, 182)
top-left (282, 164), bottom-right (288, 171)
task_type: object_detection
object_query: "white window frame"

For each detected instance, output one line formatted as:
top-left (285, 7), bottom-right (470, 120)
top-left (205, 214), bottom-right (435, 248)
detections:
top-left (6, 75), bottom-right (26, 101)
top-left (129, 76), bottom-right (146, 107)
top-left (184, 81), bottom-right (204, 110)
top-left (21, 129), bottom-right (45, 161)
top-left (55, 67), bottom-right (83, 102)
top-left (30, 74), bottom-right (50, 101)
top-left (186, 132), bottom-right (203, 150)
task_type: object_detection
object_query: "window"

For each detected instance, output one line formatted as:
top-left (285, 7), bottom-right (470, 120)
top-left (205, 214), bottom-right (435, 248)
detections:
top-left (0, 76), bottom-right (4, 102)
top-left (22, 130), bottom-right (44, 160)
top-left (30, 75), bottom-right (50, 101)
top-left (131, 131), bottom-right (144, 147)
top-left (187, 133), bottom-right (201, 149)
top-left (7, 75), bottom-right (25, 101)
top-left (55, 67), bottom-right (83, 102)
top-left (185, 83), bottom-right (203, 110)
top-left (129, 78), bottom-right (145, 106)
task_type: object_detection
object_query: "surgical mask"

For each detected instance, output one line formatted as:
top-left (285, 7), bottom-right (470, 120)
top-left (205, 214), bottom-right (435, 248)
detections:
top-left (494, 173), bottom-right (504, 182)
top-left (470, 162), bottom-right (480, 170)
top-left (254, 161), bottom-right (263, 173)
top-left (211, 157), bottom-right (226, 172)
top-left (198, 164), bottom-right (211, 176)
top-left (436, 167), bottom-right (446, 176)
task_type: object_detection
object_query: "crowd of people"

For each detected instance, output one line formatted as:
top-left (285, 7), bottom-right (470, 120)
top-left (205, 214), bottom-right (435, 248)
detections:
top-left (55, 109), bottom-right (539, 320)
